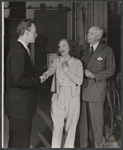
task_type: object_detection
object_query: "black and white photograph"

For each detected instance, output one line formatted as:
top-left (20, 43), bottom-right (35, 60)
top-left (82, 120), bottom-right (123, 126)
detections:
top-left (2, 1), bottom-right (121, 148)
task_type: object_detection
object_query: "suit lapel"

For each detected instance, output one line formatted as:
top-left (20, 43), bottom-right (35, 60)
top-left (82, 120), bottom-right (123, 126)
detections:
top-left (68, 56), bottom-right (74, 65)
top-left (18, 41), bottom-right (34, 68)
top-left (87, 43), bottom-right (103, 68)
top-left (18, 41), bottom-right (28, 55)
top-left (17, 41), bottom-right (35, 69)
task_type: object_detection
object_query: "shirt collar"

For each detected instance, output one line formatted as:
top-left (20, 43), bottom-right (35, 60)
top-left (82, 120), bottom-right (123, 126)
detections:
top-left (60, 56), bottom-right (74, 65)
top-left (90, 41), bottom-right (99, 51)
top-left (17, 39), bottom-right (29, 50)
top-left (61, 56), bottom-right (74, 62)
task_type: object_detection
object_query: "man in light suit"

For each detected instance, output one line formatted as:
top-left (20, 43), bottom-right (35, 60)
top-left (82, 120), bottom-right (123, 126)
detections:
top-left (79, 26), bottom-right (116, 148)
top-left (5, 19), bottom-right (44, 148)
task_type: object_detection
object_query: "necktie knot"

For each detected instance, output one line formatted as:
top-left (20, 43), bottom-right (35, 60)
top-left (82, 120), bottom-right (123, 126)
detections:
top-left (90, 46), bottom-right (94, 58)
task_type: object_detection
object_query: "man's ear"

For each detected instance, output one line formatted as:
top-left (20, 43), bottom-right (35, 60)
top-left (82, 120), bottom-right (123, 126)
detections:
top-left (97, 34), bottom-right (101, 40)
top-left (24, 30), bottom-right (29, 36)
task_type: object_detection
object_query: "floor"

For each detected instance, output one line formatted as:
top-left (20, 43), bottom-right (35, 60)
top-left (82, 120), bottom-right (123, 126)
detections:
top-left (4, 88), bottom-right (121, 148)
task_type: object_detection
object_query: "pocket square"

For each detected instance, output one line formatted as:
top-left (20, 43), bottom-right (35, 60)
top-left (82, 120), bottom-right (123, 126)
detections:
top-left (97, 57), bottom-right (103, 60)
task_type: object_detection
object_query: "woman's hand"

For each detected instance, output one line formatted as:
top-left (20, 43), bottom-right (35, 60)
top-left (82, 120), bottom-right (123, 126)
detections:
top-left (62, 61), bottom-right (69, 69)
top-left (43, 72), bottom-right (49, 79)
top-left (39, 72), bottom-right (49, 83)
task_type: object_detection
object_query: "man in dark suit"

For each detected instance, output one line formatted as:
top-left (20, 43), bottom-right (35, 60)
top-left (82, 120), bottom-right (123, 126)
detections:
top-left (79, 26), bottom-right (116, 148)
top-left (5, 19), bottom-right (45, 148)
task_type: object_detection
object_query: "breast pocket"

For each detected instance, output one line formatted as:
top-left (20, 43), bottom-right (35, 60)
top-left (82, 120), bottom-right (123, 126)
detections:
top-left (94, 59), bottom-right (105, 70)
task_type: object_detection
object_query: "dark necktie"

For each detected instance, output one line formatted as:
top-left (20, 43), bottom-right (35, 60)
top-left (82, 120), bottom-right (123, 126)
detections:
top-left (27, 47), bottom-right (34, 66)
top-left (90, 46), bottom-right (94, 58)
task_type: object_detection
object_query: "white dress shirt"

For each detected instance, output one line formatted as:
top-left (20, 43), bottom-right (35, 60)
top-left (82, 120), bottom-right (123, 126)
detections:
top-left (90, 41), bottom-right (99, 51)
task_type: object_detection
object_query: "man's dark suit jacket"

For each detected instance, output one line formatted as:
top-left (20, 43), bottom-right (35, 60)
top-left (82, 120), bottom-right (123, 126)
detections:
top-left (5, 41), bottom-right (40, 118)
top-left (80, 42), bottom-right (116, 102)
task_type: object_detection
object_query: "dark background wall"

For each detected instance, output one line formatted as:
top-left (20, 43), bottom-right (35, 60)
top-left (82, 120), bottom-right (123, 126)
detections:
top-left (108, 2), bottom-right (121, 72)
top-left (34, 10), bottom-right (67, 78)
top-left (4, 2), bottom-right (121, 79)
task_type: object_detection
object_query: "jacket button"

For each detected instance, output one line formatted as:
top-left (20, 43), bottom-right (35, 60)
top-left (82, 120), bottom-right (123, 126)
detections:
top-left (95, 66), bottom-right (97, 68)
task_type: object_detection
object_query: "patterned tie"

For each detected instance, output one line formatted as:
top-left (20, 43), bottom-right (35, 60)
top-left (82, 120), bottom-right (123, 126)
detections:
top-left (90, 46), bottom-right (94, 58)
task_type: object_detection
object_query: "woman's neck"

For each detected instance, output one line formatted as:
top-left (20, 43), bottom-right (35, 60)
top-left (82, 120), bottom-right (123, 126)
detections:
top-left (62, 55), bottom-right (71, 62)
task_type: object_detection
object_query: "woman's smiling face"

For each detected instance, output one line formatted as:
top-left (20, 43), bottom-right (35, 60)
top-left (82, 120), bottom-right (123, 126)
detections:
top-left (58, 40), bottom-right (70, 56)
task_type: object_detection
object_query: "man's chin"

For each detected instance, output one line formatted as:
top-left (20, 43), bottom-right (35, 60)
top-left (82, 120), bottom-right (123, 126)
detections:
top-left (87, 40), bottom-right (91, 43)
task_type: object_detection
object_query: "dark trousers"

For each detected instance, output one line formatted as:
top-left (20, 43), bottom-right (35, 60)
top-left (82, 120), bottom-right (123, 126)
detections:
top-left (79, 101), bottom-right (104, 148)
top-left (8, 117), bottom-right (33, 148)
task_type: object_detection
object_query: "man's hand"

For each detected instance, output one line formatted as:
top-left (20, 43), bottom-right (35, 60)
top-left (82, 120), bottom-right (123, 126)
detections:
top-left (85, 69), bottom-right (95, 79)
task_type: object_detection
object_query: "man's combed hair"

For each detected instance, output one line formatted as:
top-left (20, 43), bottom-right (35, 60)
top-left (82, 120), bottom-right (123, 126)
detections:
top-left (57, 39), bottom-right (79, 58)
top-left (94, 26), bottom-right (104, 38)
top-left (17, 19), bottom-right (34, 36)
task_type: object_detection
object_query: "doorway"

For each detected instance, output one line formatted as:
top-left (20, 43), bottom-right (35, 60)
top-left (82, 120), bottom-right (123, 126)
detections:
top-left (34, 10), bottom-right (67, 86)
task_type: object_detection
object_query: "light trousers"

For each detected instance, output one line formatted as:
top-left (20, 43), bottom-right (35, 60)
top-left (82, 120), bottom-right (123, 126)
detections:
top-left (51, 86), bottom-right (80, 148)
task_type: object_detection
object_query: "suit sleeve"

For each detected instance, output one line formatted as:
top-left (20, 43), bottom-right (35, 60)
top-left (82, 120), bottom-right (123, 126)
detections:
top-left (11, 49), bottom-right (40, 88)
top-left (94, 48), bottom-right (116, 82)
top-left (63, 60), bottom-right (83, 86)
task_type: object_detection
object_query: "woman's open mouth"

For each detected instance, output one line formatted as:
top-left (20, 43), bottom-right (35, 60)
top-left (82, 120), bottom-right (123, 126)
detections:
top-left (60, 50), bottom-right (65, 53)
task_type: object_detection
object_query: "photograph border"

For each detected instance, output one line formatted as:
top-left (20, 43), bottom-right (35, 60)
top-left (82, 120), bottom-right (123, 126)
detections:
top-left (1, 0), bottom-right (122, 149)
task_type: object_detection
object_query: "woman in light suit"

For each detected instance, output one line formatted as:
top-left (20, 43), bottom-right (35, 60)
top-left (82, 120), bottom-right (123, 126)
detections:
top-left (43, 39), bottom-right (83, 148)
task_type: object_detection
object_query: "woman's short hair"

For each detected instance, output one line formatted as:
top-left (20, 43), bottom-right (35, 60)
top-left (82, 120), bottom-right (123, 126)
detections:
top-left (17, 19), bottom-right (34, 36)
top-left (57, 39), bottom-right (79, 58)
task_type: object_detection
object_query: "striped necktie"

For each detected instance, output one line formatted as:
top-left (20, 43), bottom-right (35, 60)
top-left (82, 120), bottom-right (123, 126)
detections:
top-left (90, 46), bottom-right (94, 58)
